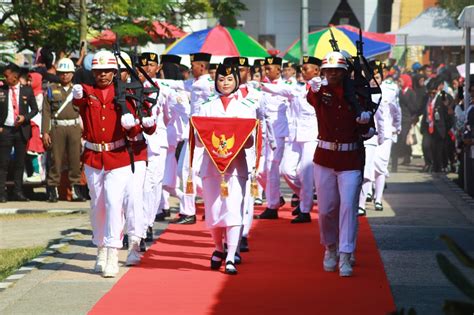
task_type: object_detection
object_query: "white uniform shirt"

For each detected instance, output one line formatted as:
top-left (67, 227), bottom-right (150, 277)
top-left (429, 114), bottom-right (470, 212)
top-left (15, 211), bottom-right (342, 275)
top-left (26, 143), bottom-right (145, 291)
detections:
top-left (5, 83), bottom-right (20, 127)
top-left (143, 78), bottom-right (169, 155)
top-left (380, 80), bottom-right (402, 141)
top-left (261, 81), bottom-right (317, 142)
top-left (259, 77), bottom-right (290, 138)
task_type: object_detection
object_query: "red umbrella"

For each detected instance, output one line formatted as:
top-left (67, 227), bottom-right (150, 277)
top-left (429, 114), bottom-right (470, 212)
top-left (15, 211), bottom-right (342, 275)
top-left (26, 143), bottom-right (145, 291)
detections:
top-left (147, 21), bottom-right (187, 41)
top-left (89, 29), bottom-right (116, 47)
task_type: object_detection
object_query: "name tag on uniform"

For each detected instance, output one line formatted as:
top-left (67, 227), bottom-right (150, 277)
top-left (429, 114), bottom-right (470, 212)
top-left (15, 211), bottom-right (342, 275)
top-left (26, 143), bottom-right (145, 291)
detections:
top-left (52, 89), bottom-right (61, 95)
top-left (321, 92), bottom-right (332, 105)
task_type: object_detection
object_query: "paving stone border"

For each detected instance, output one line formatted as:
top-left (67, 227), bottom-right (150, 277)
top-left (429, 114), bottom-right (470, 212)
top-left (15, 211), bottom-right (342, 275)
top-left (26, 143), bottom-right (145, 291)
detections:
top-left (0, 231), bottom-right (83, 293)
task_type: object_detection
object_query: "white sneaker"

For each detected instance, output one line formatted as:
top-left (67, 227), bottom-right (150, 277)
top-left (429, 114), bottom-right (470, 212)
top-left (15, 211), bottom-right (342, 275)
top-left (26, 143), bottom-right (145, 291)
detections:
top-left (94, 247), bottom-right (107, 273)
top-left (125, 237), bottom-right (142, 266)
top-left (25, 173), bottom-right (42, 183)
top-left (103, 247), bottom-right (119, 278)
top-left (323, 248), bottom-right (338, 272)
top-left (339, 253), bottom-right (353, 277)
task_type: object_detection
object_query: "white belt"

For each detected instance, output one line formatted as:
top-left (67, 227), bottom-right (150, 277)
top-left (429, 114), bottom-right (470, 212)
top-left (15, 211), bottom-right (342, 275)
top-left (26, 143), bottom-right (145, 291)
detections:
top-left (84, 139), bottom-right (126, 152)
top-left (127, 133), bottom-right (144, 142)
top-left (318, 140), bottom-right (359, 151)
top-left (52, 118), bottom-right (80, 126)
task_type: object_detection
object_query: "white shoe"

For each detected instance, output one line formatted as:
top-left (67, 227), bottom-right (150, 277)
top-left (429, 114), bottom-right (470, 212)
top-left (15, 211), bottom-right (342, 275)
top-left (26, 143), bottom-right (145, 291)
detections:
top-left (94, 247), bottom-right (107, 273)
top-left (125, 237), bottom-right (142, 266)
top-left (323, 248), bottom-right (338, 272)
top-left (103, 247), bottom-right (119, 278)
top-left (339, 253), bottom-right (353, 277)
top-left (25, 173), bottom-right (42, 183)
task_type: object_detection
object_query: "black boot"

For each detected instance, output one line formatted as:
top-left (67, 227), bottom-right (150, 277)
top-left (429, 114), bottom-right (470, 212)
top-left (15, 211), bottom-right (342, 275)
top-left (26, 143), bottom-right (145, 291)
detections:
top-left (47, 186), bottom-right (58, 203)
top-left (72, 185), bottom-right (86, 201)
top-left (254, 208), bottom-right (278, 219)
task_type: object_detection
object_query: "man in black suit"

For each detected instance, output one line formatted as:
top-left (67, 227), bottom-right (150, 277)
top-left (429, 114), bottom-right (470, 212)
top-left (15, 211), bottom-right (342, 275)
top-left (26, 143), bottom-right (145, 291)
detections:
top-left (0, 63), bottom-right (38, 202)
top-left (420, 77), bottom-right (454, 173)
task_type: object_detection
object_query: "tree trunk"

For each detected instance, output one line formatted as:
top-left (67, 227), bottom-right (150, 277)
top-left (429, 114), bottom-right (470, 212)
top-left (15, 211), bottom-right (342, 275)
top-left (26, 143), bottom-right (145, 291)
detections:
top-left (79, 0), bottom-right (88, 51)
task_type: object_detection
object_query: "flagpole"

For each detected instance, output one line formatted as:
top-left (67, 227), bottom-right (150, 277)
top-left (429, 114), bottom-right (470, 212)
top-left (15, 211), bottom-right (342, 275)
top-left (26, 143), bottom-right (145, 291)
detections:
top-left (301, 0), bottom-right (308, 62)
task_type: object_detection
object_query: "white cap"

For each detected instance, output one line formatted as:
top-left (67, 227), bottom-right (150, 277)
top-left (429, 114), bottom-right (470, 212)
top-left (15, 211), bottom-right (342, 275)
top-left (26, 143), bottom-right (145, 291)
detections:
top-left (91, 50), bottom-right (118, 70)
top-left (321, 51), bottom-right (348, 70)
top-left (118, 51), bottom-right (132, 70)
top-left (56, 58), bottom-right (75, 73)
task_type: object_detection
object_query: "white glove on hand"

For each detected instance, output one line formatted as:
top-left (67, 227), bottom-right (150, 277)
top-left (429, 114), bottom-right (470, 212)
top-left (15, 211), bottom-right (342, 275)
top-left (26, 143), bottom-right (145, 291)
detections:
top-left (248, 80), bottom-right (261, 89)
top-left (362, 127), bottom-right (376, 139)
top-left (142, 116), bottom-right (155, 128)
top-left (308, 77), bottom-right (322, 92)
top-left (356, 111), bottom-right (371, 124)
top-left (72, 84), bottom-right (83, 99)
top-left (121, 113), bottom-right (139, 130)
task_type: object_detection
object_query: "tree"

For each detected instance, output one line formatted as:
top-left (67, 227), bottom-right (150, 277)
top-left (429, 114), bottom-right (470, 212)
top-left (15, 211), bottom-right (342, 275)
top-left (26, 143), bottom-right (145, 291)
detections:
top-left (209, 0), bottom-right (248, 27)
top-left (438, 0), bottom-right (473, 20)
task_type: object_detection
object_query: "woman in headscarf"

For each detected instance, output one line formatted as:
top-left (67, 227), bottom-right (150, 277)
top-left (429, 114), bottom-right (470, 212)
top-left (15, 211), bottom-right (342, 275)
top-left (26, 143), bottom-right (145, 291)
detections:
top-left (195, 64), bottom-right (256, 275)
top-left (392, 73), bottom-right (417, 171)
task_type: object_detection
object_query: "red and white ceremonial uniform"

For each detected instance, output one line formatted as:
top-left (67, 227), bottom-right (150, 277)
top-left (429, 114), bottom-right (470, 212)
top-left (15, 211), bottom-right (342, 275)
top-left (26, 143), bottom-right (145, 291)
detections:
top-left (74, 84), bottom-right (140, 249)
top-left (307, 84), bottom-right (370, 254)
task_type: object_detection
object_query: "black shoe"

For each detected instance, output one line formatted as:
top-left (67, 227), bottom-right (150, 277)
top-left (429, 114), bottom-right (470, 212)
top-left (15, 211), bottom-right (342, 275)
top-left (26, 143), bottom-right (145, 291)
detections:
top-left (254, 198), bottom-right (263, 205)
top-left (291, 212), bottom-right (311, 224)
top-left (313, 194), bottom-right (317, 201)
top-left (0, 195), bottom-right (7, 203)
top-left (170, 215), bottom-right (196, 224)
top-left (46, 186), bottom-right (58, 203)
top-left (163, 209), bottom-right (171, 217)
top-left (139, 238), bottom-right (147, 252)
top-left (122, 234), bottom-right (129, 249)
top-left (374, 202), bottom-right (383, 211)
top-left (254, 208), bottom-right (278, 219)
top-left (210, 250), bottom-right (225, 270)
top-left (11, 192), bottom-right (29, 201)
top-left (291, 206), bottom-right (301, 216)
top-left (72, 185), bottom-right (86, 201)
top-left (239, 236), bottom-right (249, 252)
top-left (290, 194), bottom-right (299, 207)
top-left (357, 207), bottom-right (366, 217)
top-left (234, 252), bottom-right (242, 265)
top-left (225, 261), bottom-right (238, 275)
top-left (365, 192), bottom-right (373, 203)
top-left (155, 212), bottom-right (167, 222)
top-left (145, 226), bottom-right (153, 242)
top-left (202, 214), bottom-right (206, 220)
top-left (279, 196), bottom-right (286, 207)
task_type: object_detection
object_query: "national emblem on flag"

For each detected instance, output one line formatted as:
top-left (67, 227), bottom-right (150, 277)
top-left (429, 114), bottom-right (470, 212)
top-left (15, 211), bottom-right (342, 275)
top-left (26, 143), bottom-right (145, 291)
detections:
top-left (187, 116), bottom-right (262, 198)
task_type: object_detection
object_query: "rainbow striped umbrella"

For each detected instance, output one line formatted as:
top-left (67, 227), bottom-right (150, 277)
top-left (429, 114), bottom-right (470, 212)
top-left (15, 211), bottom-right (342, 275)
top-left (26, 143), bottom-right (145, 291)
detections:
top-left (283, 26), bottom-right (392, 63)
top-left (164, 25), bottom-right (268, 57)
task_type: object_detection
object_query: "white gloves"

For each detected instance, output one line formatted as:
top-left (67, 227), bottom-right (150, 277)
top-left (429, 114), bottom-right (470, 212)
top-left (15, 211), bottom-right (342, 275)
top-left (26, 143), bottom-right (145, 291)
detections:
top-left (142, 116), bottom-right (155, 128)
top-left (248, 80), bottom-right (261, 89)
top-left (362, 127), bottom-right (376, 139)
top-left (72, 84), bottom-right (83, 99)
top-left (356, 111), bottom-right (371, 124)
top-left (308, 77), bottom-right (322, 92)
top-left (121, 113), bottom-right (139, 130)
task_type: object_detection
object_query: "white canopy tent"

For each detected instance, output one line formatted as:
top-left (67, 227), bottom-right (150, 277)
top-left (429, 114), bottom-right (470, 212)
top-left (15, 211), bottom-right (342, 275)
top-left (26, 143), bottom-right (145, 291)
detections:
top-left (392, 6), bottom-right (474, 46)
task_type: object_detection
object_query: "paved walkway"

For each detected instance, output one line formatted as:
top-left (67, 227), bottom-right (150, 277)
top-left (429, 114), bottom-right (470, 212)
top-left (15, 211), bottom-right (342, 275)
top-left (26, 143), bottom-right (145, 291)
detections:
top-left (0, 159), bottom-right (473, 314)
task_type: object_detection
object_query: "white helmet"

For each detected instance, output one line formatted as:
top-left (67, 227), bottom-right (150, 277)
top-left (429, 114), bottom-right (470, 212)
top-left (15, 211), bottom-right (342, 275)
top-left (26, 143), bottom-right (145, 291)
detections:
top-left (321, 51), bottom-right (348, 70)
top-left (56, 58), bottom-right (75, 73)
top-left (91, 50), bottom-right (118, 70)
top-left (118, 51), bottom-right (132, 70)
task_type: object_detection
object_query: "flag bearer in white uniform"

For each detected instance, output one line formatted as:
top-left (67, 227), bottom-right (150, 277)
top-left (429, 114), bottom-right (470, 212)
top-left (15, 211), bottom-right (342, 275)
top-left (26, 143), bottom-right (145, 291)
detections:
top-left (72, 50), bottom-right (142, 277)
top-left (373, 65), bottom-right (401, 211)
top-left (254, 56), bottom-right (289, 220)
top-left (139, 52), bottom-right (169, 243)
top-left (306, 51), bottom-right (374, 277)
top-left (117, 52), bottom-right (157, 265)
top-left (195, 64), bottom-right (256, 275)
top-left (262, 56), bottom-right (321, 224)
top-left (160, 53), bottom-right (214, 224)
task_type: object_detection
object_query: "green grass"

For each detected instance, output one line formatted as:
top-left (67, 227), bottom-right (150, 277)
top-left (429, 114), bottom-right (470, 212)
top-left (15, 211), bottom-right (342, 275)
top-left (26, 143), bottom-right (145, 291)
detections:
top-left (0, 247), bottom-right (46, 281)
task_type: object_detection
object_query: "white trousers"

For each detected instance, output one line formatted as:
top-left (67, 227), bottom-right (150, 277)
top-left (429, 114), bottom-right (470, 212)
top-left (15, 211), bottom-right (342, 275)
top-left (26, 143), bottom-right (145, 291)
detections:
top-left (178, 140), bottom-right (203, 216)
top-left (260, 136), bottom-right (285, 209)
top-left (202, 175), bottom-right (246, 229)
top-left (359, 144), bottom-right (377, 208)
top-left (243, 147), bottom-right (256, 237)
top-left (314, 163), bottom-right (361, 253)
top-left (143, 149), bottom-right (167, 228)
top-left (123, 161), bottom-right (146, 239)
top-left (281, 140), bottom-right (317, 213)
top-left (85, 164), bottom-right (132, 248)
top-left (374, 139), bottom-right (393, 203)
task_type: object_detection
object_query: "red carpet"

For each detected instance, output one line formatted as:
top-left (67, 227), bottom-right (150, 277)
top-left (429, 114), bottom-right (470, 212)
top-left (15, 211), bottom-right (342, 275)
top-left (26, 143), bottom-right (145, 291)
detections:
top-left (89, 204), bottom-right (395, 315)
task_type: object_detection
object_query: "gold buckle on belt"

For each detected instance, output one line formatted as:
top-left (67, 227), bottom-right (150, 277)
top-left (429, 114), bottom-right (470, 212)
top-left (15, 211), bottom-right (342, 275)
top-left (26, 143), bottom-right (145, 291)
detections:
top-left (101, 143), bottom-right (109, 151)
top-left (331, 142), bottom-right (340, 151)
